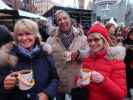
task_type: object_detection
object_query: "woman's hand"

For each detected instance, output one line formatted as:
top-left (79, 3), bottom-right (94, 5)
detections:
top-left (38, 92), bottom-right (48, 100)
top-left (91, 71), bottom-right (105, 83)
top-left (4, 73), bottom-right (17, 90)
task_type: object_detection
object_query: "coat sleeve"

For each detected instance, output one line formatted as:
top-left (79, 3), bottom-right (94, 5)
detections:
top-left (43, 55), bottom-right (59, 98)
top-left (99, 60), bottom-right (127, 99)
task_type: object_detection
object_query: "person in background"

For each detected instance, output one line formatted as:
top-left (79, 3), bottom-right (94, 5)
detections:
top-left (77, 22), bottom-right (127, 100)
top-left (71, 19), bottom-right (84, 36)
top-left (47, 10), bottom-right (89, 100)
top-left (2, 19), bottom-right (59, 100)
top-left (38, 20), bottom-right (49, 42)
top-left (123, 28), bottom-right (133, 99)
top-left (115, 27), bottom-right (124, 45)
top-left (123, 26), bottom-right (130, 39)
top-left (105, 23), bottom-right (117, 46)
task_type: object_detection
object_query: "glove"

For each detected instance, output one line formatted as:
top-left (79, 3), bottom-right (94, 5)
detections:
top-left (91, 71), bottom-right (105, 83)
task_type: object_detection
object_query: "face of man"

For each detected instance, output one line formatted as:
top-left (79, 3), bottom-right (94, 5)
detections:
top-left (56, 12), bottom-right (71, 33)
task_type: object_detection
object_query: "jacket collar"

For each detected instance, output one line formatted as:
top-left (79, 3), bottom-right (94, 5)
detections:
top-left (51, 26), bottom-right (81, 50)
top-left (90, 49), bottom-right (107, 59)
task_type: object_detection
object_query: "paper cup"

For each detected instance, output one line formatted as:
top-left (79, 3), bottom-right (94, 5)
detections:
top-left (18, 70), bottom-right (35, 91)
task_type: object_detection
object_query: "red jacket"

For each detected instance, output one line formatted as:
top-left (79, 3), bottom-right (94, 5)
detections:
top-left (82, 50), bottom-right (127, 100)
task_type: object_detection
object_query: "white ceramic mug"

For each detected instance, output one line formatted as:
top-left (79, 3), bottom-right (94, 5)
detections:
top-left (80, 48), bottom-right (90, 59)
top-left (64, 51), bottom-right (72, 62)
top-left (17, 69), bottom-right (35, 91)
top-left (80, 68), bottom-right (91, 85)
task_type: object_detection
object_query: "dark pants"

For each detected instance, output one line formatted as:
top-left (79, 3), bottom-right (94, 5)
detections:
top-left (56, 92), bottom-right (65, 100)
top-left (71, 87), bottom-right (88, 100)
top-left (56, 87), bottom-right (88, 100)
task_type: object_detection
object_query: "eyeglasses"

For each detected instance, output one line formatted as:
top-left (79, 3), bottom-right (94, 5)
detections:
top-left (87, 38), bottom-right (102, 43)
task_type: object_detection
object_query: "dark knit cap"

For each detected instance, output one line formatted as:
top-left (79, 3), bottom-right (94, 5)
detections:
top-left (0, 25), bottom-right (13, 47)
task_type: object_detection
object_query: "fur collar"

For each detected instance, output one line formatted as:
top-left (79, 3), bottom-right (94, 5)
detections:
top-left (0, 42), bottom-right (52, 67)
top-left (40, 42), bottom-right (52, 54)
top-left (0, 49), bottom-right (17, 67)
top-left (107, 45), bottom-right (126, 60)
top-left (85, 45), bottom-right (126, 60)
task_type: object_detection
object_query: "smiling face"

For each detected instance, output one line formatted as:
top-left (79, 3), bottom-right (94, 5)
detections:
top-left (14, 19), bottom-right (39, 50)
top-left (16, 32), bottom-right (36, 50)
top-left (56, 11), bottom-right (71, 32)
top-left (87, 33), bottom-right (105, 53)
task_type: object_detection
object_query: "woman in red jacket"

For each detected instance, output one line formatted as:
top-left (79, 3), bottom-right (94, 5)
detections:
top-left (78, 22), bottom-right (127, 100)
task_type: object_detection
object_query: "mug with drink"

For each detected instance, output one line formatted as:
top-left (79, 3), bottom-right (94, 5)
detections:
top-left (11, 69), bottom-right (35, 91)
top-left (79, 68), bottom-right (91, 85)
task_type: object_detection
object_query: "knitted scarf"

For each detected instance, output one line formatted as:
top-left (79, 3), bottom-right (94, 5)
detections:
top-left (60, 30), bottom-right (74, 49)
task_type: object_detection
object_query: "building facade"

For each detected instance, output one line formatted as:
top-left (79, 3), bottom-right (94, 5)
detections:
top-left (3, 0), bottom-right (23, 9)
top-left (32, 0), bottom-right (54, 15)
top-left (3, 0), bottom-right (37, 13)
top-left (94, 0), bottom-right (117, 23)
top-left (32, 0), bottom-right (79, 15)
top-left (78, 0), bottom-right (93, 10)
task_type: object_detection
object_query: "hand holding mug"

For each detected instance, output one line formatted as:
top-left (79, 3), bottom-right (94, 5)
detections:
top-left (4, 73), bottom-right (18, 90)
top-left (91, 71), bottom-right (105, 83)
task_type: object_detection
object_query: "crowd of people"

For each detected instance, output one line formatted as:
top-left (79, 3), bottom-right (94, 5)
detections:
top-left (0, 10), bottom-right (132, 100)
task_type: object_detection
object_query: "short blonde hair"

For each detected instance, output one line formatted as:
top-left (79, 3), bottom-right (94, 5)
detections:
top-left (14, 19), bottom-right (42, 41)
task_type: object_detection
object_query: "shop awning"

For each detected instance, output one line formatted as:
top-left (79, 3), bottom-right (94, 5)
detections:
top-left (0, 0), bottom-right (47, 21)
top-left (18, 10), bottom-right (47, 21)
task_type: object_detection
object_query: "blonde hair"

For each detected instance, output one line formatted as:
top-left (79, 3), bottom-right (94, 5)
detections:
top-left (14, 19), bottom-right (42, 42)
